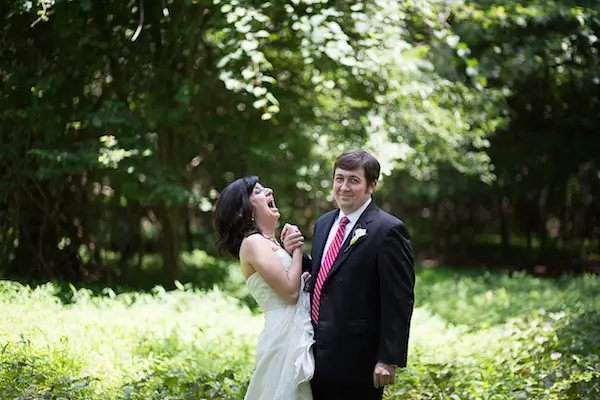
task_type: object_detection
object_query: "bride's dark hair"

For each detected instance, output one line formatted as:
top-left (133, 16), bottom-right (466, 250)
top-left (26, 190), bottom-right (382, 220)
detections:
top-left (213, 176), bottom-right (260, 259)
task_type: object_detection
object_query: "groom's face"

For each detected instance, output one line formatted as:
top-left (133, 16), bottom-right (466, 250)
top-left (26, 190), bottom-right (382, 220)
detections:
top-left (333, 167), bottom-right (376, 214)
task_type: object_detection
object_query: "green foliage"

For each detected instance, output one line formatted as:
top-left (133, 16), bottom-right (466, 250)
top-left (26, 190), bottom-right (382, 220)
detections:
top-left (386, 269), bottom-right (600, 399)
top-left (394, 309), bottom-right (600, 399)
top-left (1, 269), bottom-right (599, 399)
top-left (423, 0), bottom-right (600, 264)
top-left (0, 281), bottom-right (259, 399)
top-left (365, 0), bottom-right (600, 270)
top-left (1, 0), bottom-right (512, 283)
top-left (416, 267), bottom-right (600, 328)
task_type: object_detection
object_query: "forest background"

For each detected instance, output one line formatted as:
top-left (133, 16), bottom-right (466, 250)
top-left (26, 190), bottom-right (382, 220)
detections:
top-left (1, 0), bottom-right (599, 399)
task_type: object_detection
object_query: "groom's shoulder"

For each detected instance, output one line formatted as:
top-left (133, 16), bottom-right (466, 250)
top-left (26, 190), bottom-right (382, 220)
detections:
top-left (376, 207), bottom-right (408, 231)
top-left (315, 209), bottom-right (339, 226)
top-left (316, 209), bottom-right (338, 223)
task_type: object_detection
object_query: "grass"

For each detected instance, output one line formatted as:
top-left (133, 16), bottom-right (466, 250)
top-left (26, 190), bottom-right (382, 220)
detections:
top-left (1, 266), bottom-right (599, 399)
top-left (0, 282), bottom-right (259, 399)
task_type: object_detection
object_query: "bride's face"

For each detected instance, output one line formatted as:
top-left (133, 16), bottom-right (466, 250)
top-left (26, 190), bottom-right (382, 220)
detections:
top-left (249, 183), bottom-right (280, 223)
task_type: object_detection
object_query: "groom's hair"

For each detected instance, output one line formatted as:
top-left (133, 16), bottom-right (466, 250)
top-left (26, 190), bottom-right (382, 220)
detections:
top-left (334, 150), bottom-right (380, 186)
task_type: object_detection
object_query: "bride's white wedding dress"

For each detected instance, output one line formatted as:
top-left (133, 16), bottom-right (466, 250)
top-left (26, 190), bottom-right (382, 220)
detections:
top-left (244, 248), bottom-right (314, 400)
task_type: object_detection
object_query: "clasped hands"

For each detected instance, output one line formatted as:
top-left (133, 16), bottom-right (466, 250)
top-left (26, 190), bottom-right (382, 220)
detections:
top-left (280, 223), bottom-right (304, 253)
top-left (280, 223), bottom-right (310, 288)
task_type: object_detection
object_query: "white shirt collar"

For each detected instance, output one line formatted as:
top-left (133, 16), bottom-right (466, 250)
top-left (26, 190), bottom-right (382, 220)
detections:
top-left (337, 197), bottom-right (372, 225)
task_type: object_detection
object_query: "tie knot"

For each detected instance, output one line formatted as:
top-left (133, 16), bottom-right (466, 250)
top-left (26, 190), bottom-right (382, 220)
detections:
top-left (340, 216), bottom-right (350, 227)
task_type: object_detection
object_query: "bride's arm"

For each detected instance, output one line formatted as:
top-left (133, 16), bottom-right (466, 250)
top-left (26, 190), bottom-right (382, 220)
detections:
top-left (240, 235), bottom-right (303, 305)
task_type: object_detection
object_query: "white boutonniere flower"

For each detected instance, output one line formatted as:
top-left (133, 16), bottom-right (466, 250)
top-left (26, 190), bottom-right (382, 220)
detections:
top-left (349, 228), bottom-right (367, 247)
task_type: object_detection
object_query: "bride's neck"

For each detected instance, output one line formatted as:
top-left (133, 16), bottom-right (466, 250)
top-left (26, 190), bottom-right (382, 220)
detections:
top-left (255, 220), bottom-right (276, 240)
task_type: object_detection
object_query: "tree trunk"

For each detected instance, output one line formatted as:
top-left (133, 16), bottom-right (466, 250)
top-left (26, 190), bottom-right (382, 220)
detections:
top-left (157, 205), bottom-right (181, 289)
top-left (497, 195), bottom-right (511, 257)
top-left (184, 207), bottom-right (194, 251)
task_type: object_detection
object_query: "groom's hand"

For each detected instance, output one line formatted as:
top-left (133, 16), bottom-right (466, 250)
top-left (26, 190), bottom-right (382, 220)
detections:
top-left (280, 223), bottom-right (296, 242)
top-left (373, 362), bottom-right (395, 388)
top-left (281, 224), bottom-right (303, 253)
top-left (280, 223), bottom-right (291, 241)
top-left (301, 271), bottom-right (311, 291)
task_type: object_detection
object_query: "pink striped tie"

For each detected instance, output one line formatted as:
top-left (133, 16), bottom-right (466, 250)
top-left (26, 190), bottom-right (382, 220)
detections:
top-left (312, 216), bottom-right (350, 323)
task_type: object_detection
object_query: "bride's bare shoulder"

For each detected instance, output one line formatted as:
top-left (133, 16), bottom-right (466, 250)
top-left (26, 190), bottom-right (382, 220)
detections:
top-left (240, 233), bottom-right (266, 256)
top-left (241, 233), bottom-right (263, 247)
top-left (241, 234), bottom-right (281, 260)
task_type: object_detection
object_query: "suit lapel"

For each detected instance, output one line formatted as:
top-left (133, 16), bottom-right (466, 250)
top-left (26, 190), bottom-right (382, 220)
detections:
top-left (324, 202), bottom-right (378, 282)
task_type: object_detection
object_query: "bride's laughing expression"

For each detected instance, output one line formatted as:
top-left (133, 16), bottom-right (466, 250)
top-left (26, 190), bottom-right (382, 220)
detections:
top-left (250, 183), bottom-right (280, 222)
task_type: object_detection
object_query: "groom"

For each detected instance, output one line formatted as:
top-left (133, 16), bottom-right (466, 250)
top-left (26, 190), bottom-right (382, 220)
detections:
top-left (284, 149), bottom-right (415, 400)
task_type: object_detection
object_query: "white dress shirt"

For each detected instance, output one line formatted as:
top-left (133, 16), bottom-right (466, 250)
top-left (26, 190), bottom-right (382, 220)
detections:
top-left (320, 197), bottom-right (372, 265)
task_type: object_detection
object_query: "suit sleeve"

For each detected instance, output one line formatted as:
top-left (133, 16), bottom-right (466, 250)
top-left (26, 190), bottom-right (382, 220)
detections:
top-left (377, 222), bottom-right (415, 368)
top-left (302, 252), bottom-right (312, 274)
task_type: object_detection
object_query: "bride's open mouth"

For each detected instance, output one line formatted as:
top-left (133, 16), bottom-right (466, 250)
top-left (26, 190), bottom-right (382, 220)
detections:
top-left (267, 197), bottom-right (278, 212)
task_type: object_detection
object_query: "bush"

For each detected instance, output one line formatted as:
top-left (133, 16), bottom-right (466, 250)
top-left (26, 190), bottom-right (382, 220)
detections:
top-left (1, 268), bottom-right (598, 399)
top-left (385, 269), bottom-right (600, 399)
top-left (0, 281), bottom-right (258, 399)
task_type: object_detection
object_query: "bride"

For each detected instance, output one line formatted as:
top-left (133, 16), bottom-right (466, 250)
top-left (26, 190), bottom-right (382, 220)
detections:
top-left (213, 176), bottom-right (314, 400)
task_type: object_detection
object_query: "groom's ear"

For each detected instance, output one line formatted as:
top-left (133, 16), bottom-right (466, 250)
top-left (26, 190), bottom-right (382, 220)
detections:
top-left (367, 179), bottom-right (377, 194)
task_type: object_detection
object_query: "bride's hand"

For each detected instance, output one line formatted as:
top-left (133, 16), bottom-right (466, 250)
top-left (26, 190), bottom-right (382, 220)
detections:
top-left (292, 244), bottom-right (303, 256)
top-left (291, 238), bottom-right (304, 255)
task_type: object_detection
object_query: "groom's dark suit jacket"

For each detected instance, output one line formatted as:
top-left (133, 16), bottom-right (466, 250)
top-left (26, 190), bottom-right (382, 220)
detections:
top-left (305, 201), bottom-right (415, 386)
